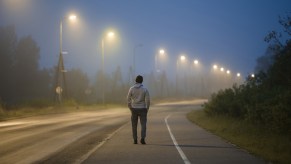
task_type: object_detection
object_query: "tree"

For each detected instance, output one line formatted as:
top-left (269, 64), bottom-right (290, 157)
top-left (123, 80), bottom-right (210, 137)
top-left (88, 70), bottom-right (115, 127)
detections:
top-left (66, 68), bottom-right (90, 102)
top-left (0, 26), bottom-right (17, 103)
top-left (0, 26), bottom-right (51, 105)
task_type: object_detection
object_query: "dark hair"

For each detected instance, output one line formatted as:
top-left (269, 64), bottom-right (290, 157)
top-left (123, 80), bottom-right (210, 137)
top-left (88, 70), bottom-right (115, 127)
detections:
top-left (135, 75), bottom-right (143, 83)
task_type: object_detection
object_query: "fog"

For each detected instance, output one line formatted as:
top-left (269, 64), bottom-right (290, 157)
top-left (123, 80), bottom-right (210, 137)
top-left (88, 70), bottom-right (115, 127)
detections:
top-left (0, 0), bottom-right (289, 105)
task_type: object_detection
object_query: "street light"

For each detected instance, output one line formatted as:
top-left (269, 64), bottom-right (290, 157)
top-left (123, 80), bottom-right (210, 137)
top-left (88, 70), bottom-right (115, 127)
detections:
top-left (55, 14), bottom-right (77, 104)
top-left (180, 55), bottom-right (186, 61)
top-left (101, 31), bottom-right (115, 105)
top-left (155, 49), bottom-right (166, 72)
top-left (213, 64), bottom-right (218, 70)
top-left (226, 70), bottom-right (231, 74)
top-left (220, 67), bottom-right (224, 72)
top-left (176, 55), bottom-right (187, 95)
top-left (193, 59), bottom-right (199, 65)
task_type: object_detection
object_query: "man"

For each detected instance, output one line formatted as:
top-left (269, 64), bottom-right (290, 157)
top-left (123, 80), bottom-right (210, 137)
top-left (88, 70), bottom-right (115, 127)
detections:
top-left (127, 75), bottom-right (150, 144)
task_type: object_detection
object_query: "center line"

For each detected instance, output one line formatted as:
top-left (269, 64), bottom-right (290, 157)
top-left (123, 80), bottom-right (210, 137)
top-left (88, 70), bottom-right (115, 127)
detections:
top-left (165, 114), bottom-right (191, 164)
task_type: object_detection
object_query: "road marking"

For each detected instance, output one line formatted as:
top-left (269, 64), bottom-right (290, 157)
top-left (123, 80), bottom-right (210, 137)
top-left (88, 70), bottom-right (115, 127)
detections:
top-left (74, 122), bottom-right (129, 164)
top-left (165, 114), bottom-right (191, 164)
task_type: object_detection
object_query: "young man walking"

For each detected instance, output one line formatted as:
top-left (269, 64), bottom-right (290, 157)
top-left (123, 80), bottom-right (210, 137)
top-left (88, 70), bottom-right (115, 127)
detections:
top-left (127, 75), bottom-right (150, 144)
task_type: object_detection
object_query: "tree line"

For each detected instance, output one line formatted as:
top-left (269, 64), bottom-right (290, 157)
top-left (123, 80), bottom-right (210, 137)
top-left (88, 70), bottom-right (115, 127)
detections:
top-left (0, 25), bottom-right (244, 108)
top-left (204, 14), bottom-right (291, 136)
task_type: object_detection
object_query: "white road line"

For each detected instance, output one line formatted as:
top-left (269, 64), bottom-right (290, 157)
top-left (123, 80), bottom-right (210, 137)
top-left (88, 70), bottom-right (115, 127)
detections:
top-left (165, 114), bottom-right (191, 164)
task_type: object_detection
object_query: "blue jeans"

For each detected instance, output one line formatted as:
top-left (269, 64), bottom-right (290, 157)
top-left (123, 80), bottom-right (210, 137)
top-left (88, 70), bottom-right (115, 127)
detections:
top-left (130, 108), bottom-right (148, 140)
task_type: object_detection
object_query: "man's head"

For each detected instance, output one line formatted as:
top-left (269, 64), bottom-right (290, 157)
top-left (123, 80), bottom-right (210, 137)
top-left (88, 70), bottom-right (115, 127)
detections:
top-left (135, 75), bottom-right (143, 83)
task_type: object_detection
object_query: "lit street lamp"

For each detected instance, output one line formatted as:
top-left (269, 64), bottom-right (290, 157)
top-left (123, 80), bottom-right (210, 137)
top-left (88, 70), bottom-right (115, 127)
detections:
top-left (176, 55), bottom-right (187, 95)
top-left (220, 67), bottom-right (224, 72)
top-left (193, 59), bottom-right (199, 65)
top-left (101, 31), bottom-right (115, 105)
top-left (155, 49), bottom-right (166, 72)
top-left (55, 14), bottom-right (77, 104)
top-left (213, 64), bottom-right (218, 70)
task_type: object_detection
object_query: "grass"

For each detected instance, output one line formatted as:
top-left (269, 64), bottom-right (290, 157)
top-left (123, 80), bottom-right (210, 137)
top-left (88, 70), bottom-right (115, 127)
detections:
top-left (187, 109), bottom-right (291, 164)
top-left (0, 104), bottom-right (125, 121)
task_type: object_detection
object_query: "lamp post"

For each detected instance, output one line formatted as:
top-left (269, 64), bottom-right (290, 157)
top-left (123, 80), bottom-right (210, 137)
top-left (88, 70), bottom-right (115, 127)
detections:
top-left (176, 55), bottom-right (186, 95)
top-left (155, 49), bottom-right (165, 73)
top-left (101, 31), bottom-right (115, 105)
top-left (133, 44), bottom-right (143, 77)
top-left (155, 49), bottom-right (166, 97)
top-left (55, 14), bottom-right (77, 104)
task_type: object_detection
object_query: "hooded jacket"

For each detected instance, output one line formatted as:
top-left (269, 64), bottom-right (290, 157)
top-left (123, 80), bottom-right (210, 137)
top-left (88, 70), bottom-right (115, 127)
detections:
top-left (127, 83), bottom-right (150, 109)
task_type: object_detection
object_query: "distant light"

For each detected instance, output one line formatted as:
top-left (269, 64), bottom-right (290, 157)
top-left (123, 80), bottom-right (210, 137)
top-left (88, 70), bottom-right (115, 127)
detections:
top-left (237, 73), bottom-right (241, 77)
top-left (251, 73), bottom-right (255, 78)
top-left (69, 15), bottom-right (77, 21)
top-left (180, 55), bottom-right (186, 61)
top-left (107, 32), bottom-right (115, 37)
top-left (226, 70), bottom-right (230, 74)
top-left (220, 67), bottom-right (224, 72)
top-left (213, 65), bottom-right (218, 70)
top-left (194, 60), bottom-right (199, 65)
top-left (159, 49), bottom-right (165, 55)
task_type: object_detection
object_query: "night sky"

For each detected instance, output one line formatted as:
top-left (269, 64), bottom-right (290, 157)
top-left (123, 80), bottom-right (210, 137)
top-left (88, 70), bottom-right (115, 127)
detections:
top-left (1, 0), bottom-right (291, 79)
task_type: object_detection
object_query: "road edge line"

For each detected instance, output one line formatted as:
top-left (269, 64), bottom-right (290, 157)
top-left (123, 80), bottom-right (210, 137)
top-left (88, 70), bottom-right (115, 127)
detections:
top-left (165, 114), bottom-right (191, 164)
top-left (74, 122), bottom-right (129, 164)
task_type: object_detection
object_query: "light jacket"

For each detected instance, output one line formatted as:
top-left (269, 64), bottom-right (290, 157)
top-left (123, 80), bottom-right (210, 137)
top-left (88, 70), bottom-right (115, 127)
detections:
top-left (127, 83), bottom-right (150, 109)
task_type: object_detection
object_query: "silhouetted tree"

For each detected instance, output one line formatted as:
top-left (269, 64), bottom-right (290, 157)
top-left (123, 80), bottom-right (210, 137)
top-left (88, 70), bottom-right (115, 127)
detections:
top-left (0, 26), bottom-right (51, 105)
top-left (66, 68), bottom-right (90, 102)
top-left (0, 26), bottom-right (17, 104)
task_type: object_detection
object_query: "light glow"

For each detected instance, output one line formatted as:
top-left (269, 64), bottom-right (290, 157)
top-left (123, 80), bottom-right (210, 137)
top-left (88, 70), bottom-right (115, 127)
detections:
top-left (194, 60), bottom-right (199, 65)
top-left (180, 55), bottom-right (186, 61)
top-left (213, 65), bottom-right (218, 69)
top-left (107, 32), bottom-right (115, 37)
top-left (69, 15), bottom-right (77, 21)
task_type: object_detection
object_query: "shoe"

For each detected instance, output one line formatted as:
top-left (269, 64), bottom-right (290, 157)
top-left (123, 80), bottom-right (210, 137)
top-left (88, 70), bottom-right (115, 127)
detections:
top-left (134, 139), bottom-right (137, 144)
top-left (140, 138), bottom-right (146, 145)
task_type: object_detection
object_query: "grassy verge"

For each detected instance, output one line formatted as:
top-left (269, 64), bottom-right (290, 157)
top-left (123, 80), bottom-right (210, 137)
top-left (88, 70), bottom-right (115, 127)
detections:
top-left (187, 109), bottom-right (291, 164)
top-left (0, 104), bottom-right (124, 121)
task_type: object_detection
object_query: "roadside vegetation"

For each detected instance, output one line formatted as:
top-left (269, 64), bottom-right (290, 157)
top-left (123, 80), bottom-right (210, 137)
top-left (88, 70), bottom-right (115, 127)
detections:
top-left (188, 15), bottom-right (291, 164)
top-left (187, 110), bottom-right (291, 164)
top-left (0, 99), bottom-right (124, 121)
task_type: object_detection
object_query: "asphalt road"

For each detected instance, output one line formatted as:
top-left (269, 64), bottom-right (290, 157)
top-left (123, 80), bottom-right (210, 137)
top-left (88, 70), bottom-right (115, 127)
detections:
top-left (0, 108), bottom-right (129, 164)
top-left (84, 99), bottom-right (265, 164)
top-left (0, 100), bottom-right (265, 164)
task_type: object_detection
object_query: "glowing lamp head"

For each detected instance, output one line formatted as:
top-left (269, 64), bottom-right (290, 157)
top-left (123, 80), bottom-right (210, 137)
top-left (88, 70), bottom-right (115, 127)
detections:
top-left (69, 15), bottom-right (77, 21)
top-left (180, 55), bottom-right (186, 61)
top-left (194, 60), bottom-right (199, 65)
top-left (159, 49), bottom-right (165, 55)
top-left (107, 32), bottom-right (115, 37)
top-left (213, 65), bottom-right (218, 70)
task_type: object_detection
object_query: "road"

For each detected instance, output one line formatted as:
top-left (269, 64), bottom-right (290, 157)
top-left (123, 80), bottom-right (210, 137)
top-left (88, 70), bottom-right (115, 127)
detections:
top-left (0, 100), bottom-right (265, 164)
top-left (0, 108), bottom-right (129, 164)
